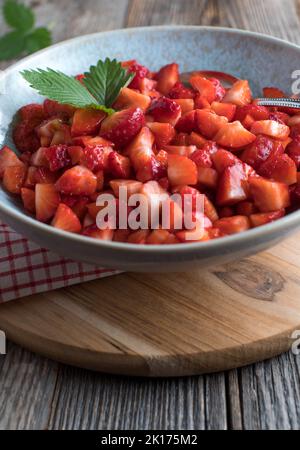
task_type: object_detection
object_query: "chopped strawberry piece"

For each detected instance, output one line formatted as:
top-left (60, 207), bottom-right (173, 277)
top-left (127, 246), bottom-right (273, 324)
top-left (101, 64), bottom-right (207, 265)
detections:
top-left (75, 74), bottom-right (85, 83)
top-left (250, 209), bottom-right (285, 228)
top-left (172, 132), bottom-right (190, 145)
top-left (211, 102), bottom-right (237, 121)
top-left (176, 222), bottom-right (209, 242)
top-left (52, 203), bottom-right (82, 233)
top-left (217, 164), bottom-right (249, 206)
top-left (164, 145), bottom-right (196, 157)
top-left (114, 229), bottom-right (131, 242)
top-left (43, 99), bottom-right (75, 119)
top-left (21, 187), bottom-right (35, 213)
top-left (213, 215), bottom-right (250, 234)
top-left (3, 165), bottom-right (27, 194)
top-left (34, 167), bottom-right (58, 184)
top-left (198, 167), bottom-right (218, 189)
top-left (190, 147), bottom-right (213, 168)
top-left (81, 145), bottom-right (112, 172)
top-left (50, 124), bottom-right (72, 146)
top-left (173, 99), bottom-right (194, 115)
top-left (234, 104), bottom-right (269, 122)
top-left (30, 147), bottom-right (49, 167)
top-left (258, 153), bottom-right (297, 185)
top-left (100, 107), bottom-right (145, 147)
top-left (146, 229), bottom-right (173, 244)
top-left (241, 135), bottom-right (279, 170)
top-left (36, 118), bottom-right (64, 147)
top-left (13, 121), bottom-right (40, 153)
top-left (55, 165), bottom-right (97, 196)
top-left (44, 145), bottom-right (71, 171)
top-left (155, 63), bottom-right (179, 95)
top-left (71, 109), bottom-right (106, 137)
top-left (189, 75), bottom-right (218, 103)
top-left (0, 146), bottom-right (24, 178)
top-left (218, 206), bottom-right (234, 218)
top-left (72, 135), bottom-right (114, 147)
top-left (251, 120), bottom-right (290, 140)
top-left (168, 81), bottom-right (195, 99)
top-left (114, 87), bottom-right (151, 111)
top-left (214, 121), bottom-right (256, 148)
top-left (35, 183), bottom-right (60, 222)
top-left (147, 122), bottom-right (175, 147)
top-left (286, 138), bottom-right (300, 169)
top-left (167, 154), bottom-right (197, 186)
top-left (109, 179), bottom-right (143, 198)
top-left (125, 126), bottom-right (155, 172)
top-left (148, 96), bottom-right (181, 126)
top-left (210, 78), bottom-right (226, 101)
top-left (188, 131), bottom-right (207, 148)
top-left (262, 87), bottom-right (285, 98)
top-left (196, 110), bottom-right (228, 139)
top-left (194, 94), bottom-right (211, 109)
top-left (127, 61), bottom-right (149, 90)
top-left (67, 146), bottom-right (84, 165)
top-left (107, 151), bottom-right (131, 178)
top-left (236, 201), bottom-right (257, 216)
top-left (269, 111), bottom-right (289, 124)
top-left (212, 149), bottom-right (240, 173)
top-left (222, 80), bottom-right (252, 106)
top-left (175, 110), bottom-right (197, 133)
top-left (19, 104), bottom-right (46, 123)
top-left (249, 176), bottom-right (290, 212)
top-left (127, 230), bottom-right (149, 244)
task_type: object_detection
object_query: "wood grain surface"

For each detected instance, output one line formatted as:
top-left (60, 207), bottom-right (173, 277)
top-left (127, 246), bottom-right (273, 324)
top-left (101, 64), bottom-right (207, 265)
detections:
top-left (1, 0), bottom-right (300, 430)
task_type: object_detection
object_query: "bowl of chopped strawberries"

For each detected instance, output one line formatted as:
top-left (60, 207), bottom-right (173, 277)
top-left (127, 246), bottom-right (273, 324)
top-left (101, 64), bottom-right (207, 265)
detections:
top-left (1, 26), bottom-right (300, 271)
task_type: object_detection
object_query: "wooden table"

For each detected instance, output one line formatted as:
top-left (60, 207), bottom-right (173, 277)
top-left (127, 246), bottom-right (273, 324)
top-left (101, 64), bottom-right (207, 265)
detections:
top-left (1, 0), bottom-right (300, 430)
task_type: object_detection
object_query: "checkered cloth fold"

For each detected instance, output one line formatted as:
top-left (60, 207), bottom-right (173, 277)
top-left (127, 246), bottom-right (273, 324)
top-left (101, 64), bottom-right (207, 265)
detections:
top-left (0, 221), bottom-right (118, 303)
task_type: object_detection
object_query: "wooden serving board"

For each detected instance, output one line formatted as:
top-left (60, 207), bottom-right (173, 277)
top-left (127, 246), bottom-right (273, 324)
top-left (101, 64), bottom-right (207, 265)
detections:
top-left (1, 234), bottom-right (300, 377)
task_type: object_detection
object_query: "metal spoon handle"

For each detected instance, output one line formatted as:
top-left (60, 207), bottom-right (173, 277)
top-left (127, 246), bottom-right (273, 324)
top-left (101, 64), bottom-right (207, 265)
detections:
top-left (256, 97), bottom-right (300, 109)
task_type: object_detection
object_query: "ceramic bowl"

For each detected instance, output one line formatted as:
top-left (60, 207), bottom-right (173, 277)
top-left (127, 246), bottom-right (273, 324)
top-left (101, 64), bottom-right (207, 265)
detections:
top-left (1, 26), bottom-right (300, 271)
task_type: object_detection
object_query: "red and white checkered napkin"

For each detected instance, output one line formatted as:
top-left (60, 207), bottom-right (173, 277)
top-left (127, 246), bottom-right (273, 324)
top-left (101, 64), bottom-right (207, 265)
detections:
top-left (0, 221), bottom-right (119, 303)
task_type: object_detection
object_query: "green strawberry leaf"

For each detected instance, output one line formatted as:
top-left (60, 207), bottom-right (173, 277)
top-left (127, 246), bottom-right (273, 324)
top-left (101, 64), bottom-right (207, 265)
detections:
top-left (3, 0), bottom-right (35, 33)
top-left (25, 27), bottom-right (52, 54)
top-left (0, 31), bottom-right (25, 61)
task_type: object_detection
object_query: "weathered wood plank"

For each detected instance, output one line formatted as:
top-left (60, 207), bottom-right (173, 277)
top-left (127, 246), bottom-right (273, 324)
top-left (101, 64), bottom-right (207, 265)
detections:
top-left (0, 342), bottom-right (58, 430)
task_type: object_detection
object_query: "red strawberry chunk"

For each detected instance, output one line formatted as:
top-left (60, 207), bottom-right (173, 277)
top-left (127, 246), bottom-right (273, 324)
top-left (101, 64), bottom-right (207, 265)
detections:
top-left (100, 107), bottom-right (145, 147)
top-left (21, 187), bottom-right (35, 213)
top-left (19, 104), bottom-right (46, 123)
top-left (222, 80), bottom-right (252, 106)
top-left (175, 110), bottom-right (197, 133)
top-left (55, 165), bottom-right (97, 196)
top-left (214, 121), bottom-right (256, 148)
top-left (251, 120), bottom-right (290, 140)
top-left (249, 176), bottom-right (290, 212)
top-left (3, 165), bottom-right (27, 194)
top-left (148, 96), bottom-right (181, 126)
top-left (52, 203), bottom-right (82, 233)
top-left (258, 153), bottom-right (297, 185)
top-left (44, 145), bottom-right (71, 171)
top-left (0, 146), bottom-right (24, 178)
top-left (167, 154), bottom-right (198, 186)
top-left (107, 151), bottom-right (131, 178)
top-left (71, 109), bottom-right (106, 137)
top-left (13, 121), bottom-right (40, 153)
top-left (189, 75), bottom-right (218, 103)
top-left (241, 135), bottom-right (278, 169)
top-left (147, 122), bottom-right (175, 147)
top-left (250, 209), bottom-right (285, 227)
top-left (114, 87), bottom-right (151, 111)
top-left (82, 225), bottom-right (114, 241)
top-left (127, 62), bottom-right (149, 90)
top-left (190, 147), bottom-right (213, 168)
top-left (212, 149), bottom-right (240, 173)
top-left (43, 99), bottom-right (76, 119)
top-left (155, 63), bottom-right (179, 95)
top-left (35, 183), bottom-right (60, 222)
top-left (211, 102), bottom-right (237, 121)
top-left (286, 138), bottom-right (300, 169)
top-left (81, 145), bottom-right (112, 172)
top-left (196, 110), bottom-right (228, 139)
top-left (234, 104), bottom-right (269, 122)
top-left (168, 81), bottom-right (195, 99)
top-left (214, 215), bottom-right (250, 234)
top-left (164, 145), bottom-right (196, 157)
top-left (197, 167), bottom-right (218, 189)
top-left (125, 126), bottom-right (155, 172)
top-left (34, 167), bottom-right (58, 184)
top-left (217, 163), bottom-right (249, 206)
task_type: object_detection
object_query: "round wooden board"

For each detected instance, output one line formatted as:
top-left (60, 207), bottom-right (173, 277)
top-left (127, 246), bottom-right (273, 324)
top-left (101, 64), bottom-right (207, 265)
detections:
top-left (1, 234), bottom-right (300, 377)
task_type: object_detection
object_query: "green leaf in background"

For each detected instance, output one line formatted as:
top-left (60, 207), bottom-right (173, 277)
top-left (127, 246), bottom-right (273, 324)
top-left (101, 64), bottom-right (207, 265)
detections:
top-left (25, 27), bottom-right (52, 54)
top-left (3, 0), bottom-right (35, 32)
top-left (0, 30), bottom-right (25, 61)
top-left (20, 68), bottom-right (115, 113)
top-left (83, 58), bottom-right (135, 107)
